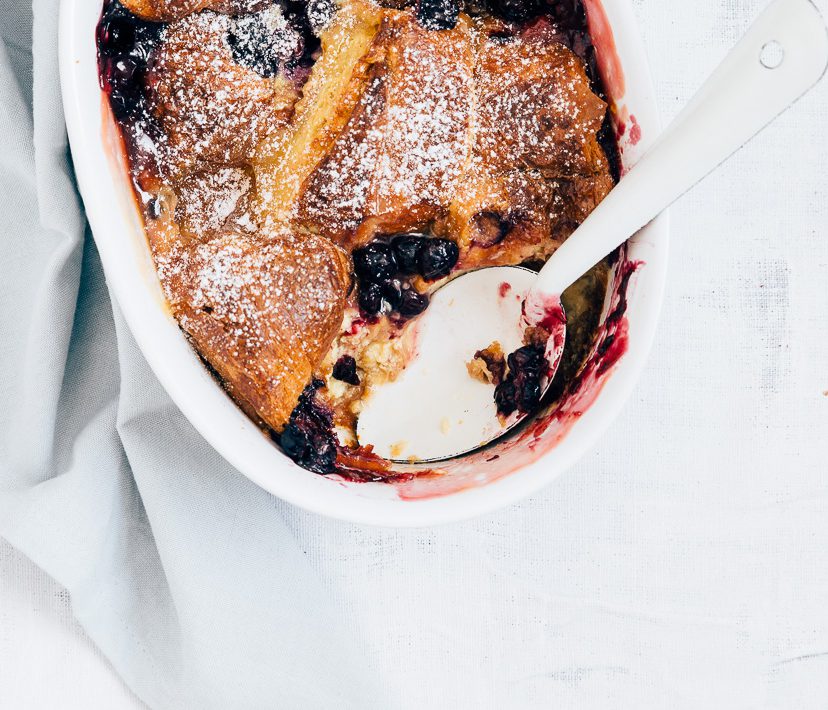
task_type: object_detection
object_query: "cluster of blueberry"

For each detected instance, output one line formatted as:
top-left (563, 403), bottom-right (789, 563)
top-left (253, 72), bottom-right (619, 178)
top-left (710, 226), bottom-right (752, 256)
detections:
top-left (279, 379), bottom-right (339, 474)
top-left (494, 344), bottom-right (547, 417)
top-left (97, 1), bottom-right (164, 120)
top-left (353, 234), bottom-right (459, 319)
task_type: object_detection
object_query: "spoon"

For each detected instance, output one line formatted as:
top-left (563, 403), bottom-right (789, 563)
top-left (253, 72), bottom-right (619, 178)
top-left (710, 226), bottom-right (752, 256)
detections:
top-left (358, 0), bottom-right (828, 463)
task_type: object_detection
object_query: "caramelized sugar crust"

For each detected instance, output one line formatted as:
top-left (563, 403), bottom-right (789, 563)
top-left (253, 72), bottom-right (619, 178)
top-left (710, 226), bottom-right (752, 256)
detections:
top-left (154, 225), bottom-right (351, 430)
top-left (286, 7), bottom-right (611, 262)
top-left (296, 11), bottom-right (475, 246)
top-left (146, 10), bottom-right (298, 177)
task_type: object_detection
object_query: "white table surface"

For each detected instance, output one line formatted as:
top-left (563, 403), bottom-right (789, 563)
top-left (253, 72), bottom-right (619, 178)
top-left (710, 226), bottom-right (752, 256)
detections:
top-left (3, 0), bottom-right (828, 706)
top-left (0, 539), bottom-right (143, 709)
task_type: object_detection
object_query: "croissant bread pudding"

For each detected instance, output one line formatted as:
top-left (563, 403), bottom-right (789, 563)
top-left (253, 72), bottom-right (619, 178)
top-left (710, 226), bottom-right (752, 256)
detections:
top-left (98, 0), bottom-right (621, 480)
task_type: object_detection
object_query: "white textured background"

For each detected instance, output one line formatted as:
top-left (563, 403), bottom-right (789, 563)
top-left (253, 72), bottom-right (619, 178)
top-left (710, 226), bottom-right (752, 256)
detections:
top-left (2, 0), bottom-right (828, 707)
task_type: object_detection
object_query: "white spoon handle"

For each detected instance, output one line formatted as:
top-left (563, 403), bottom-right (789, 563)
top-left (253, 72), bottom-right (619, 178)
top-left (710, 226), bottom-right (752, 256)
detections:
top-left (534, 0), bottom-right (828, 297)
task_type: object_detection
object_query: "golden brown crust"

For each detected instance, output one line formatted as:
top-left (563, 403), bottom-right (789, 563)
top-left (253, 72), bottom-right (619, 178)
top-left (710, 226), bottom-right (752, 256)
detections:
top-left (473, 38), bottom-right (607, 176)
top-left (297, 11), bottom-right (475, 247)
top-left (146, 10), bottom-right (298, 177)
top-left (445, 33), bottom-right (612, 266)
top-left (160, 229), bottom-right (351, 431)
top-left (294, 11), bottom-right (610, 260)
top-left (174, 166), bottom-right (256, 240)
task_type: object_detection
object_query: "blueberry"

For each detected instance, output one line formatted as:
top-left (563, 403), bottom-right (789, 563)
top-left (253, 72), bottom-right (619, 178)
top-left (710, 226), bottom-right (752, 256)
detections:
top-left (108, 84), bottom-right (144, 120)
top-left (228, 7), bottom-right (304, 78)
top-left (548, 0), bottom-right (586, 28)
top-left (332, 355), bottom-right (360, 386)
top-left (281, 422), bottom-right (337, 474)
top-left (494, 379), bottom-right (517, 416)
top-left (305, 0), bottom-right (337, 35)
top-left (99, 5), bottom-right (163, 59)
top-left (98, 3), bottom-right (163, 124)
top-left (358, 281), bottom-right (384, 316)
top-left (380, 278), bottom-right (404, 311)
top-left (516, 376), bottom-right (542, 411)
top-left (100, 16), bottom-right (136, 55)
top-left (280, 423), bottom-right (310, 460)
top-left (307, 433), bottom-right (338, 473)
top-left (494, 344), bottom-right (546, 417)
top-left (472, 211), bottom-right (511, 247)
top-left (279, 380), bottom-right (338, 474)
top-left (397, 288), bottom-right (430, 319)
top-left (486, 0), bottom-right (543, 22)
top-left (507, 345), bottom-right (545, 374)
top-left (353, 242), bottom-right (398, 283)
top-left (125, 37), bottom-right (156, 63)
top-left (418, 238), bottom-right (459, 281)
top-left (391, 233), bottom-right (428, 275)
top-left (416, 0), bottom-right (460, 30)
top-left (109, 55), bottom-right (140, 86)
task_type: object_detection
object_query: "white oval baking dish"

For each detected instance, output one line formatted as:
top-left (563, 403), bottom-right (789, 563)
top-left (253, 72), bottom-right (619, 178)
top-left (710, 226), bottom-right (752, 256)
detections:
top-left (59, 0), bottom-right (668, 526)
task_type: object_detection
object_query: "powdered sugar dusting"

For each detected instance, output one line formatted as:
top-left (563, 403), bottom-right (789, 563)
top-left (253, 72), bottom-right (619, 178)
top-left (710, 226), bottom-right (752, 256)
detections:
top-left (298, 12), bottom-right (474, 245)
top-left (151, 229), bottom-right (351, 429)
top-left (307, 0), bottom-right (337, 35)
top-left (298, 11), bottom-right (609, 252)
top-left (175, 167), bottom-right (255, 238)
top-left (146, 10), bottom-right (298, 176)
top-left (188, 233), bottom-right (347, 353)
top-left (476, 33), bottom-right (604, 176)
top-left (228, 4), bottom-right (303, 77)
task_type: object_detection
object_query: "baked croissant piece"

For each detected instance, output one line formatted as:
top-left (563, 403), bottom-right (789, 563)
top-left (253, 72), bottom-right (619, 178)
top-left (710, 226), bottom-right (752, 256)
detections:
top-left (280, 5), bottom-right (611, 263)
top-left (296, 10), bottom-right (475, 247)
top-left (442, 30), bottom-right (613, 265)
top-left (145, 8), bottom-right (299, 177)
top-left (163, 229), bottom-right (351, 431)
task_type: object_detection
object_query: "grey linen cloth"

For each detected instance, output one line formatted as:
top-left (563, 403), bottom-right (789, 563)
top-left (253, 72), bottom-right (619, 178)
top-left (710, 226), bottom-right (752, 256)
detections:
top-left (0, 1), bottom-right (370, 707)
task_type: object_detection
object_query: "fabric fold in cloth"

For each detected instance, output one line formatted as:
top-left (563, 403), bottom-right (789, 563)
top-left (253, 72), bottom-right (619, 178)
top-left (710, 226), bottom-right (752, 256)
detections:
top-left (0, 0), bottom-right (370, 707)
